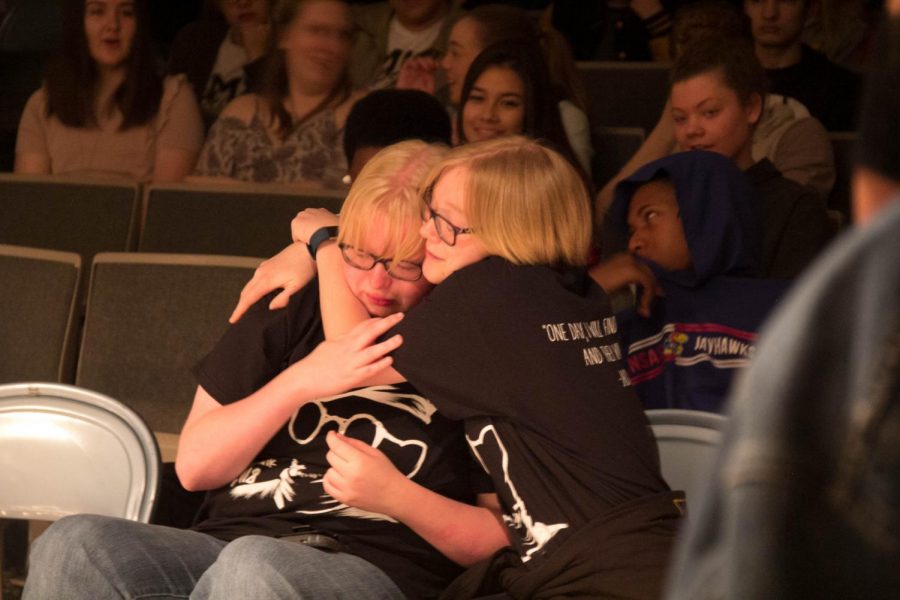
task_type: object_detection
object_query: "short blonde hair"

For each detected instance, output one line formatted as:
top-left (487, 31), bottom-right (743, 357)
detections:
top-left (422, 136), bottom-right (592, 265)
top-left (339, 140), bottom-right (448, 263)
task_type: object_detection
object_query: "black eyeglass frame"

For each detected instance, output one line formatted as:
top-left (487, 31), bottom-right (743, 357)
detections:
top-left (338, 243), bottom-right (424, 282)
top-left (421, 183), bottom-right (474, 246)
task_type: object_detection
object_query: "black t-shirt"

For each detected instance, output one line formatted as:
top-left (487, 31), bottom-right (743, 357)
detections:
top-left (766, 45), bottom-right (861, 132)
top-left (191, 280), bottom-right (482, 599)
top-left (392, 257), bottom-right (668, 566)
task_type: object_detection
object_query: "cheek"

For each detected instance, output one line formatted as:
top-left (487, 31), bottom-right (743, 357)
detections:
top-left (461, 105), bottom-right (477, 137)
top-left (422, 258), bottom-right (446, 285)
top-left (343, 265), bottom-right (364, 298)
top-left (506, 108), bottom-right (524, 133)
top-left (673, 123), bottom-right (689, 147)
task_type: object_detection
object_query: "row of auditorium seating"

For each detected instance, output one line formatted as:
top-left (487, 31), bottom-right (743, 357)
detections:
top-left (0, 123), bottom-right (858, 262)
top-left (0, 244), bottom-right (262, 462)
top-left (0, 173), bottom-right (344, 296)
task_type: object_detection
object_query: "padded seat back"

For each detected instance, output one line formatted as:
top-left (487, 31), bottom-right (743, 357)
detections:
top-left (140, 181), bottom-right (345, 258)
top-left (0, 244), bottom-right (80, 383)
top-left (578, 61), bottom-right (670, 132)
top-left (76, 252), bottom-right (261, 434)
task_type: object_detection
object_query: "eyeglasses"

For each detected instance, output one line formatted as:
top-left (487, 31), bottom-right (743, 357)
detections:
top-left (338, 243), bottom-right (423, 282)
top-left (421, 187), bottom-right (473, 246)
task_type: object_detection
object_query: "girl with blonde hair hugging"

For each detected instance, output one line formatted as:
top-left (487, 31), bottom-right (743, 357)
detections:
top-left (237, 136), bottom-right (681, 599)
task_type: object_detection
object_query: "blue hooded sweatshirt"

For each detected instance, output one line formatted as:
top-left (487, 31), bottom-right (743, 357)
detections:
top-left (610, 151), bottom-right (789, 413)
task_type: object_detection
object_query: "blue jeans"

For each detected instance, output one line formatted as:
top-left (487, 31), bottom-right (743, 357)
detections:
top-left (23, 514), bottom-right (406, 599)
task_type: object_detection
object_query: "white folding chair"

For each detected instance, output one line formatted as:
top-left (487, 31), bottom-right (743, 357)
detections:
top-left (646, 409), bottom-right (727, 509)
top-left (0, 382), bottom-right (160, 523)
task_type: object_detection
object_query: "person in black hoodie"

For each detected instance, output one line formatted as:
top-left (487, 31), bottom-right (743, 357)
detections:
top-left (592, 150), bottom-right (789, 413)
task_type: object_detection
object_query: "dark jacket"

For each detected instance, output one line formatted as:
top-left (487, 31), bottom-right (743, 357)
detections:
top-left (665, 198), bottom-right (900, 600)
top-left (747, 158), bottom-right (835, 279)
top-left (610, 151), bottom-right (788, 412)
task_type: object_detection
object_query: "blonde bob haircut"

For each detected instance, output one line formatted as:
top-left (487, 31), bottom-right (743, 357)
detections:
top-left (338, 140), bottom-right (448, 264)
top-left (422, 136), bottom-right (592, 265)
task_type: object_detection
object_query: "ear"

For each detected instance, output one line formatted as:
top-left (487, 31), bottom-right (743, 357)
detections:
top-left (745, 92), bottom-right (763, 126)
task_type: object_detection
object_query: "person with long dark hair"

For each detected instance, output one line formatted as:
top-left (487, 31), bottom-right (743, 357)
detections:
top-left (193, 0), bottom-right (363, 189)
top-left (456, 41), bottom-right (585, 178)
top-left (15, 0), bottom-right (204, 182)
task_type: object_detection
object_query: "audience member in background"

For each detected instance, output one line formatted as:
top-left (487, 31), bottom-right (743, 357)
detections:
top-left (23, 142), bottom-right (509, 600)
top-left (803, 0), bottom-right (880, 67)
top-left (402, 4), bottom-right (536, 106)
top-left (342, 88), bottom-right (451, 183)
top-left (456, 41), bottom-right (585, 177)
top-left (194, 0), bottom-right (361, 188)
top-left (398, 4), bottom-right (592, 173)
top-left (744, 0), bottom-right (861, 131)
top-left (664, 9), bottom-right (900, 598)
top-left (168, 0), bottom-right (274, 131)
top-left (15, 0), bottom-right (204, 182)
top-left (592, 151), bottom-right (788, 413)
top-left (349, 0), bottom-right (457, 90)
top-left (670, 36), bottom-right (834, 278)
top-left (596, 2), bottom-right (836, 211)
top-left (599, 36), bottom-right (834, 280)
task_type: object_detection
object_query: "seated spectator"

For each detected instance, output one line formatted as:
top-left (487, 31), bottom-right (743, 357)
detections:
top-left (745, 0), bottom-right (861, 131)
top-left (14, 0), bottom-right (204, 182)
top-left (802, 0), bottom-right (880, 68)
top-left (168, 0), bottom-right (274, 131)
top-left (22, 141), bottom-right (510, 600)
top-left (600, 35), bottom-right (834, 279)
top-left (349, 0), bottom-right (458, 90)
top-left (597, 5), bottom-right (836, 212)
top-left (664, 12), bottom-right (900, 597)
top-left (399, 4), bottom-right (593, 174)
top-left (194, 0), bottom-right (362, 189)
top-left (342, 88), bottom-right (452, 183)
top-left (456, 41), bottom-right (585, 177)
top-left (592, 151), bottom-right (788, 413)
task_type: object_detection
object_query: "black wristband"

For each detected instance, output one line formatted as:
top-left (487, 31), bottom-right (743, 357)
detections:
top-left (306, 226), bottom-right (339, 259)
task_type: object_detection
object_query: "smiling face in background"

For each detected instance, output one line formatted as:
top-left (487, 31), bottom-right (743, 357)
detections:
top-left (280, 0), bottom-right (353, 94)
top-left (670, 69), bottom-right (761, 169)
top-left (627, 179), bottom-right (692, 272)
top-left (460, 66), bottom-right (525, 143)
top-left (419, 167), bottom-right (489, 284)
top-left (343, 213), bottom-right (433, 317)
top-left (84, 0), bottom-right (136, 71)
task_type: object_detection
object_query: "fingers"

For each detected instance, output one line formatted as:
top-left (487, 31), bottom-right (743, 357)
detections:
top-left (348, 312), bottom-right (404, 345)
top-left (325, 433), bottom-right (352, 467)
top-left (322, 468), bottom-right (345, 501)
top-left (331, 431), bottom-right (379, 456)
top-left (230, 283), bottom-right (261, 323)
top-left (269, 281), bottom-right (300, 310)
